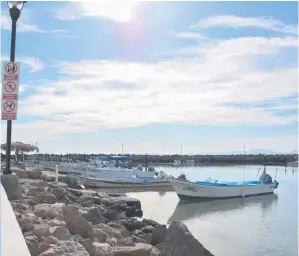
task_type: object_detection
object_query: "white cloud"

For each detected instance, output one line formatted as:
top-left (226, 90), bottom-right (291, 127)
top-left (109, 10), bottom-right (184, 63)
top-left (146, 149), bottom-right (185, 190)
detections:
top-left (1, 15), bottom-right (72, 37)
top-left (19, 57), bottom-right (45, 73)
top-left (54, 1), bottom-right (140, 23)
top-left (11, 36), bottom-right (297, 135)
top-left (1, 56), bottom-right (45, 73)
top-left (173, 32), bottom-right (208, 40)
top-left (191, 15), bottom-right (298, 35)
top-left (1, 16), bottom-right (297, 153)
top-left (0, 15), bottom-right (46, 33)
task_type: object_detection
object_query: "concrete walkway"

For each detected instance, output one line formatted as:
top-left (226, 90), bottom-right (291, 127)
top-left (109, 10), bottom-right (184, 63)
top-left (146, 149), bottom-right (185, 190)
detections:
top-left (1, 183), bottom-right (30, 256)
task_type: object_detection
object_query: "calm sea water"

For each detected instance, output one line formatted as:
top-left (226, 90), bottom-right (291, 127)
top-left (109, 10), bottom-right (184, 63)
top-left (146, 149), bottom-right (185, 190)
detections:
top-left (127, 165), bottom-right (298, 256)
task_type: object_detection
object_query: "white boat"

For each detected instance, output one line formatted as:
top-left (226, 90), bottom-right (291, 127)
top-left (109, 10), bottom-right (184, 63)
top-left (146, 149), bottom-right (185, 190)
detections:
top-left (86, 155), bottom-right (156, 178)
top-left (185, 159), bottom-right (195, 165)
top-left (173, 159), bottom-right (195, 166)
top-left (169, 172), bottom-right (279, 200)
top-left (36, 158), bottom-right (87, 174)
top-left (173, 160), bottom-right (182, 166)
top-left (287, 160), bottom-right (298, 168)
top-left (80, 172), bottom-right (171, 188)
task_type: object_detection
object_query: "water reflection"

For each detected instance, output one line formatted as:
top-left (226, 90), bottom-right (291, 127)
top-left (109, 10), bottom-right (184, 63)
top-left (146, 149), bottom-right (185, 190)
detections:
top-left (168, 194), bottom-right (278, 223)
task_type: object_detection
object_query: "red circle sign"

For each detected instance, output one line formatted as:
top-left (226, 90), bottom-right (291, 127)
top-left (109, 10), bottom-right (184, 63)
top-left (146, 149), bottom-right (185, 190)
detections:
top-left (3, 101), bottom-right (15, 112)
top-left (5, 62), bottom-right (18, 74)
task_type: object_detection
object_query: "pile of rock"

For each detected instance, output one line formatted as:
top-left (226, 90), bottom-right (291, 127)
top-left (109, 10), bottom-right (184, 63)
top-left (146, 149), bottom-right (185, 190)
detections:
top-left (9, 170), bottom-right (214, 256)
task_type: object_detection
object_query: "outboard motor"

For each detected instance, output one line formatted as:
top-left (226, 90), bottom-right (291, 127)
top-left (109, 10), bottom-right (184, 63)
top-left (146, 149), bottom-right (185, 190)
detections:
top-left (177, 173), bottom-right (187, 180)
top-left (158, 171), bottom-right (168, 179)
top-left (259, 168), bottom-right (273, 184)
top-left (148, 166), bottom-right (155, 172)
top-left (137, 165), bottom-right (143, 171)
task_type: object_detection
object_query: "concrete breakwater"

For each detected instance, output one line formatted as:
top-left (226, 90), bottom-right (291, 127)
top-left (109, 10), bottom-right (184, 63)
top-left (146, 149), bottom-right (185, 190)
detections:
top-left (8, 167), bottom-right (214, 256)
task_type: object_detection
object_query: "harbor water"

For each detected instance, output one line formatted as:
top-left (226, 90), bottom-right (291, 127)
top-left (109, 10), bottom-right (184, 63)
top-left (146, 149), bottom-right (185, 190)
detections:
top-left (127, 165), bottom-right (298, 256)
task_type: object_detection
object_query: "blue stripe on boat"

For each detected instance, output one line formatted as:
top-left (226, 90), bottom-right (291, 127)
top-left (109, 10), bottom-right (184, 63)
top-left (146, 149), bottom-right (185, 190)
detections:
top-left (177, 180), bottom-right (273, 187)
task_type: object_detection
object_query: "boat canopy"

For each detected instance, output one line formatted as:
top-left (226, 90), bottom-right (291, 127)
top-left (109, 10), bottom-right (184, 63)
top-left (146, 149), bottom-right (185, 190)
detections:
top-left (108, 156), bottom-right (132, 161)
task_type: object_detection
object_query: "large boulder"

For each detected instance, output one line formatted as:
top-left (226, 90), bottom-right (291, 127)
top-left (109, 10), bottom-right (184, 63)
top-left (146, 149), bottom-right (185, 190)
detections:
top-left (26, 169), bottom-right (42, 179)
top-left (62, 205), bottom-right (92, 238)
top-left (26, 186), bottom-right (46, 197)
top-left (92, 228), bottom-right (109, 243)
top-left (116, 237), bottom-right (135, 246)
top-left (142, 218), bottom-right (160, 227)
top-left (41, 174), bottom-right (56, 182)
top-left (48, 226), bottom-right (72, 241)
top-left (107, 243), bottom-right (160, 256)
top-left (47, 219), bottom-right (66, 227)
top-left (80, 207), bottom-right (106, 225)
top-left (52, 187), bottom-right (67, 200)
top-left (38, 240), bottom-right (89, 256)
top-left (42, 236), bottom-right (59, 245)
top-left (32, 223), bottom-right (51, 238)
top-left (26, 238), bottom-right (54, 256)
top-left (160, 221), bottom-right (214, 256)
top-left (107, 221), bottom-right (129, 237)
top-left (79, 239), bottom-right (97, 256)
top-left (104, 209), bottom-right (123, 221)
top-left (93, 242), bottom-right (111, 255)
top-left (126, 220), bottom-right (146, 231)
top-left (33, 203), bottom-right (65, 220)
top-left (93, 223), bottom-right (122, 240)
top-left (151, 225), bottom-right (167, 245)
top-left (37, 192), bottom-right (57, 204)
top-left (17, 213), bottom-right (44, 232)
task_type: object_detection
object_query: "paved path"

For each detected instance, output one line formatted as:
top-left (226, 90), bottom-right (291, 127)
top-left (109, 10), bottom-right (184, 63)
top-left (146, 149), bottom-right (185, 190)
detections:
top-left (1, 183), bottom-right (30, 256)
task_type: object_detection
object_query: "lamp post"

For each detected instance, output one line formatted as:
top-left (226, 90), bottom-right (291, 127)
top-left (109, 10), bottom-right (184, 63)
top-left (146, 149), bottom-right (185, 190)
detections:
top-left (4, 1), bottom-right (26, 175)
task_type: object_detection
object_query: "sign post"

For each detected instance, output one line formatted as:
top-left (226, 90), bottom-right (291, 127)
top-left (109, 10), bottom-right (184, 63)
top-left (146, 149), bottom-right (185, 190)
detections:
top-left (2, 61), bottom-right (20, 120)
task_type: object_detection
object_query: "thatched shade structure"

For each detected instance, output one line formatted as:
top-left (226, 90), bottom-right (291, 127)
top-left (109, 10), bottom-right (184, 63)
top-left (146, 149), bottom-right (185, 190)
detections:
top-left (1, 142), bottom-right (39, 163)
top-left (1, 141), bottom-right (39, 153)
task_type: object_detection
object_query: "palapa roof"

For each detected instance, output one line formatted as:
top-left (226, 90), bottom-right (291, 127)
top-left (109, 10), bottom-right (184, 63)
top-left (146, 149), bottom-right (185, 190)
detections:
top-left (1, 141), bottom-right (39, 153)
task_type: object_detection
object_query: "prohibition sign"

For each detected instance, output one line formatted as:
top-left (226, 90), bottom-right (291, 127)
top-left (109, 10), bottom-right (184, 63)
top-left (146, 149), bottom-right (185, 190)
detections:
top-left (3, 101), bottom-right (15, 112)
top-left (5, 62), bottom-right (18, 74)
top-left (4, 81), bottom-right (16, 93)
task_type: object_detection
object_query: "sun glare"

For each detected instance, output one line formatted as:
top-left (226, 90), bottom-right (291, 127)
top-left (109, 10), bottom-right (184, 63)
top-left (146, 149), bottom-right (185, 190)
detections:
top-left (79, 1), bottom-right (138, 23)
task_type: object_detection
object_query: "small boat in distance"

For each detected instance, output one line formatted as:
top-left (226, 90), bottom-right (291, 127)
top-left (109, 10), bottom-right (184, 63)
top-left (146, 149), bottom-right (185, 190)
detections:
top-left (86, 155), bottom-right (156, 178)
top-left (80, 171), bottom-right (171, 188)
top-left (287, 160), bottom-right (298, 168)
top-left (169, 168), bottom-right (279, 200)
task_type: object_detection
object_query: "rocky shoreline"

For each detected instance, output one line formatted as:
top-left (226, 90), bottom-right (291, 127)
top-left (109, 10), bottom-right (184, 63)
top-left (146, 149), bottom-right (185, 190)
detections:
top-left (8, 167), bottom-right (214, 256)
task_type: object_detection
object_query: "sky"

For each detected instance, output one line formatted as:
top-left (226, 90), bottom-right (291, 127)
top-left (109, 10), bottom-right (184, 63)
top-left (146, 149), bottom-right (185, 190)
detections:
top-left (0, 1), bottom-right (298, 155)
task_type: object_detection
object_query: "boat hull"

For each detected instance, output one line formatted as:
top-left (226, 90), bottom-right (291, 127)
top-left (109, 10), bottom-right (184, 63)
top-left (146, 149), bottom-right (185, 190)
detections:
top-left (86, 168), bottom-right (156, 178)
top-left (169, 179), bottom-right (277, 200)
top-left (80, 177), bottom-right (171, 188)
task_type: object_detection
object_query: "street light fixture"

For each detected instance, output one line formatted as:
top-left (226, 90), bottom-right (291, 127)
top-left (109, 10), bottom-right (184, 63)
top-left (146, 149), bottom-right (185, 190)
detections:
top-left (4, 1), bottom-right (26, 175)
top-left (7, 1), bottom-right (26, 10)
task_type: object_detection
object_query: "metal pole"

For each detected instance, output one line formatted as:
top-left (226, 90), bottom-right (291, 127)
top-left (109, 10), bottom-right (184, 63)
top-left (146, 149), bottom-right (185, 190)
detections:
top-left (145, 153), bottom-right (148, 172)
top-left (4, 18), bottom-right (17, 175)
